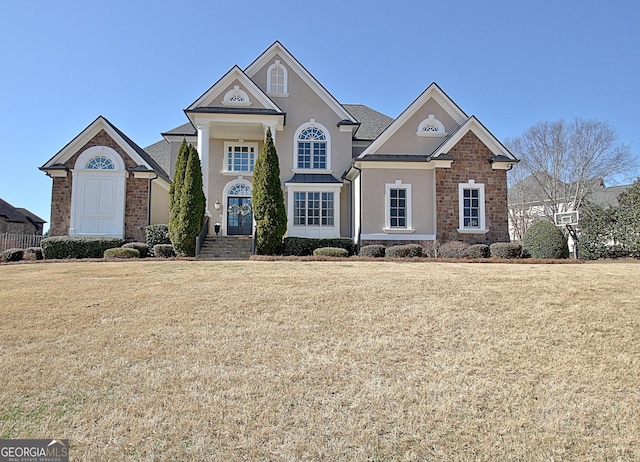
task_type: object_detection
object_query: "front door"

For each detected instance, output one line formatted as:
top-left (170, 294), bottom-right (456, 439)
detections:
top-left (227, 197), bottom-right (253, 235)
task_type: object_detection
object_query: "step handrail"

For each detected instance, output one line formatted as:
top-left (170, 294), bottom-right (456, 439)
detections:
top-left (195, 216), bottom-right (210, 258)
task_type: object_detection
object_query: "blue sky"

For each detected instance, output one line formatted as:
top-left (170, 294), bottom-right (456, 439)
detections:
top-left (1, 0), bottom-right (638, 231)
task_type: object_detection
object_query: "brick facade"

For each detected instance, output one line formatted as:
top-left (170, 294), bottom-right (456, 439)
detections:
top-left (48, 129), bottom-right (150, 242)
top-left (0, 218), bottom-right (39, 235)
top-left (435, 131), bottom-right (509, 244)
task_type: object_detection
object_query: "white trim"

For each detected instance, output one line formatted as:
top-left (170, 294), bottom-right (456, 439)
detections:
top-left (360, 233), bottom-right (436, 241)
top-left (244, 42), bottom-right (357, 123)
top-left (358, 82), bottom-right (468, 159)
top-left (385, 180), bottom-right (412, 232)
top-left (416, 114), bottom-right (447, 137)
top-left (267, 60), bottom-right (288, 96)
top-left (293, 120), bottom-right (332, 172)
top-left (457, 180), bottom-right (487, 233)
top-left (434, 116), bottom-right (517, 161)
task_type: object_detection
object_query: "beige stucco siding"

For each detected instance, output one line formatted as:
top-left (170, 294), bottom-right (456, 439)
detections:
top-left (376, 99), bottom-right (459, 155)
top-left (150, 181), bottom-right (169, 225)
top-left (360, 168), bottom-right (436, 236)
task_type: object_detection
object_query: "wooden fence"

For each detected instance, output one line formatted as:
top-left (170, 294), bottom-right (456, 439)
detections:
top-left (0, 233), bottom-right (43, 252)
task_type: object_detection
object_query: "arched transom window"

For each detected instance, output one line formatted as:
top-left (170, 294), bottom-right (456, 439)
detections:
top-left (267, 60), bottom-right (288, 95)
top-left (297, 125), bottom-right (328, 170)
top-left (416, 114), bottom-right (447, 137)
top-left (85, 155), bottom-right (115, 170)
top-left (222, 85), bottom-right (251, 106)
top-left (228, 183), bottom-right (252, 196)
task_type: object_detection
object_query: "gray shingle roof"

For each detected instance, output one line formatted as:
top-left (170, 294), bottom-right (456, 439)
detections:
top-left (343, 104), bottom-right (394, 141)
top-left (286, 173), bottom-right (342, 184)
top-left (161, 122), bottom-right (196, 137)
top-left (143, 139), bottom-right (172, 178)
top-left (0, 198), bottom-right (45, 224)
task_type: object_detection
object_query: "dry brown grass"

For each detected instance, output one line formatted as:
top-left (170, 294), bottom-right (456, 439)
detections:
top-left (1, 260), bottom-right (639, 461)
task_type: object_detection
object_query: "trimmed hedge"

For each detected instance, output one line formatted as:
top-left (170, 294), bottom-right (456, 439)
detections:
top-left (123, 242), bottom-right (151, 258)
top-left (146, 224), bottom-right (171, 247)
top-left (313, 247), bottom-right (349, 257)
top-left (1, 248), bottom-right (24, 262)
top-left (104, 247), bottom-right (140, 259)
top-left (522, 220), bottom-right (570, 259)
top-left (23, 247), bottom-right (44, 261)
top-left (438, 241), bottom-right (470, 259)
top-left (422, 241), bottom-right (441, 258)
top-left (466, 244), bottom-right (490, 259)
top-left (41, 236), bottom-right (125, 259)
top-left (283, 237), bottom-right (356, 256)
top-left (385, 244), bottom-right (423, 258)
top-left (153, 244), bottom-right (176, 258)
top-left (490, 242), bottom-right (523, 259)
top-left (359, 245), bottom-right (386, 258)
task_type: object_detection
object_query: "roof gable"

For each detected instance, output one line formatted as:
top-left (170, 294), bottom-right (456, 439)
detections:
top-left (40, 116), bottom-right (170, 183)
top-left (244, 41), bottom-right (357, 124)
top-left (359, 83), bottom-right (468, 158)
top-left (186, 65), bottom-right (282, 113)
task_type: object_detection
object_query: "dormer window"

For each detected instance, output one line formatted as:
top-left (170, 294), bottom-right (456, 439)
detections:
top-left (416, 114), bottom-right (446, 137)
top-left (267, 60), bottom-right (288, 96)
top-left (222, 85), bottom-right (251, 106)
top-left (294, 120), bottom-right (331, 171)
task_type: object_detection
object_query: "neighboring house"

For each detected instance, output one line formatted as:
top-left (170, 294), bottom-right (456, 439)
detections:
top-left (508, 173), bottom-right (633, 241)
top-left (0, 198), bottom-right (46, 235)
top-left (41, 41), bottom-right (518, 245)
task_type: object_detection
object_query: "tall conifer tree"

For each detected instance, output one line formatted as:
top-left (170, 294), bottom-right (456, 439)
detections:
top-left (252, 128), bottom-right (287, 254)
top-left (173, 144), bottom-right (206, 256)
top-left (168, 139), bottom-right (189, 246)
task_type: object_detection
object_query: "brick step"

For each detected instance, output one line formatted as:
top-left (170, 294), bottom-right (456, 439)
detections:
top-left (197, 236), bottom-right (254, 261)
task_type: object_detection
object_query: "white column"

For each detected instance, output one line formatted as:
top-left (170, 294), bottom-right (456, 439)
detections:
top-left (197, 123), bottom-right (211, 217)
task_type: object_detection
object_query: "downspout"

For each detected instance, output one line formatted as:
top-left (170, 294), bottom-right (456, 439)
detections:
top-left (344, 160), bottom-right (362, 253)
top-left (147, 173), bottom-right (158, 227)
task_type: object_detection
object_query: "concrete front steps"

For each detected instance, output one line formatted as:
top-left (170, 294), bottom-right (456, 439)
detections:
top-left (197, 236), bottom-right (254, 261)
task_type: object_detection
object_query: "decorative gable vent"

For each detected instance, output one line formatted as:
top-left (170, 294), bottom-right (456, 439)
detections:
top-left (416, 114), bottom-right (446, 137)
top-left (222, 85), bottom-right (251, 106)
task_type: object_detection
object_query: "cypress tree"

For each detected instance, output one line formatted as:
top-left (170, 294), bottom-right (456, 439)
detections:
top-left (168, 139), bottom-right (189, 245)
top-left (252, 128), bottom-right (287, 255)
top-left (173, 144), bottom-right (206, 257)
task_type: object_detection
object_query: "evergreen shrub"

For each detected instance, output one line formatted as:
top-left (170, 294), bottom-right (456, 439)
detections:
top-left (490, 242), bottom-right (523, 259)
top-left (466, 244), bottom-right (490, 259)
top-left (283, 237), bottom-right (356, 256)
top-left (104, 247), bottom-right (140, 259)
top-left (123, 242), bottom-right (151, 258)
top-left (41, 236), bottom-right (124, 259)
top-left (153, 244), bottom-right (176, 258)
top-left (359, 245), bottom-right (386, 258)
top-left (522, 220), bottom-right (570, 259)
top-left (385, 244), bottom-right (423, 258)
top-left (422, 241), bottom-right (441, 258)
top-left (1, 248), bottom-right (24, 262)
top-left (146, 224), bottom-right (170, 247)
top-left (313, 247), bottom-right (349, 257)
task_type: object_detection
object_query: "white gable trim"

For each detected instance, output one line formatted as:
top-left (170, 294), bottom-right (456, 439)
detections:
top-left (244, 41), bottom-right (357, 124)
top-left (433, 116), bottom-right (516, 160)
top-left (358, 83), bottom-right (468, 159)
top-left (42, 116), bottom-right (156, 172)
top-left (186, 65), bottom-right (282, 112)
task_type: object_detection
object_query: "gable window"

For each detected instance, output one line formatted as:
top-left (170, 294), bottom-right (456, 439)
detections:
top-left (458, 180), bottom-right (488, 233)
top-left (293, 192), bottom-right (334, 226)
top-left (224, 142), bottom-right (258, 173)
top-left (385, 181), bottom-right (413, 232)
top-left (222, 85), bottom-right (251, 106)
top-left (416, 114), bottom-right (447, 137)
top-left (294, 121), bottom-right (331, 171)
top-left (267, 60), bottom-right (288, 95)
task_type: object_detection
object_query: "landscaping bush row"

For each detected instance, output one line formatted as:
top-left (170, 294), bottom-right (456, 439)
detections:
top-left (359, 241), bottom-right (527, 259)
top-left (283, 237), bottom-right (356, 256)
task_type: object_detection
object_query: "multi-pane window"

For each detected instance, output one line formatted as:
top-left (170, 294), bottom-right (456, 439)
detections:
top-left (293, 192), bottom-right (334, 226)
top-left (297, 127), bottom-right (327, 169)
top-left (226, 145), bottom-right (256, 172)
top-left (85, 155), bottom-right (115, 170)
top-left (268, 61), bottom-right (287, 95)
top-left (389, 188), bottom-right (407, 228)
top-left (462, 188), bottom-right (480, 228)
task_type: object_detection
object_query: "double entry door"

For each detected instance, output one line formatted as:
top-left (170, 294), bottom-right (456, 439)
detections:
top-left (227, 196), bottom-right (253, 235)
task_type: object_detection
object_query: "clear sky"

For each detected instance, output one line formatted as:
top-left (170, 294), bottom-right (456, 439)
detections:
top-left (1, 0), bottom-right (638, 231)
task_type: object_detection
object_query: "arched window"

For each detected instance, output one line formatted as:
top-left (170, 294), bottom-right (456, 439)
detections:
top-left (222, 85), bottom-right (251, 106)
top-left (228, 183), bottom-right (252, 196)
top-left (85, 155), bottom-right (115, 170)
top-left (295, 121), bottom-right (330, 170)
top-left (416, 114), bottom-right (447, 137)
top-left (267, 60), bottom-right (288, 95)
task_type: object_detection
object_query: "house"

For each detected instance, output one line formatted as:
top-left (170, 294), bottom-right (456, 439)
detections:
top-left (41, 41), bottom-right (518, 246)
top-left (0, 198), bottom-right (46, 235)
top-left (508, 173), bottom-right (633, 241)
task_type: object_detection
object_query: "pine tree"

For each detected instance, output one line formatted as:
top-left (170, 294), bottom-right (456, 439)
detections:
top-left (173, 144), bottom-right (206, 257)
top-left (168, 139), bottom-right (189, 246)
top-left (252, 128), bottom-right (287, 255)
